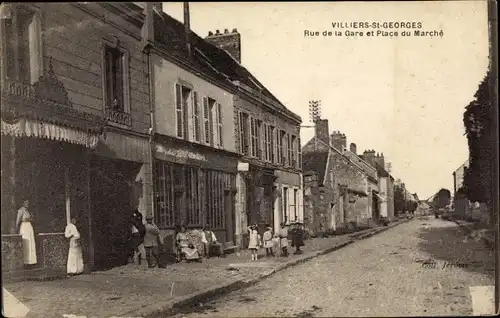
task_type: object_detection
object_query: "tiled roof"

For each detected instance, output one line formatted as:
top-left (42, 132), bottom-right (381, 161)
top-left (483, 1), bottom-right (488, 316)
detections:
top-left (302, 151), bottom-right (329, 185)
top-left (153, 13), bottom-right (296, 118)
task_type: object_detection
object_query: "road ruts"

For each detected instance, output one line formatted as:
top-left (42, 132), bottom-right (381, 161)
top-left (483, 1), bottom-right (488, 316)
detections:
top-left (171, 217), bottom-right (495, 317)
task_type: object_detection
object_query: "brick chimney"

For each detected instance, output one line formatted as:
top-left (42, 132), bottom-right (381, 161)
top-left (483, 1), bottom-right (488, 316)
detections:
top-left (205, 28), bottom-right (241, 63)
top-left (362, 149), bottom-right (376, 166)
top-left (349, 143), bottom-right (357, 155)
top-left (374, 152), bottom-right (385, 169)
top-left (330, 131), bottom-right (347, 151)
top-left (314, 119), bottom-right (329, 146)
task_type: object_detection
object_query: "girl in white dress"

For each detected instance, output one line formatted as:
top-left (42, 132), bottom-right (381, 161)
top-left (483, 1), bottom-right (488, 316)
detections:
top-left (65, 218), bottom-right (84, 275)
top-left (16, 200), bottom-right (37, 265)
top-left (247, 224), bottom-right (261, 261)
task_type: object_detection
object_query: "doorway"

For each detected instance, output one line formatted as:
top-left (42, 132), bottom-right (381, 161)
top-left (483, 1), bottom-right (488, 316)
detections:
top-left (90, 157), bottom-right (141, 271)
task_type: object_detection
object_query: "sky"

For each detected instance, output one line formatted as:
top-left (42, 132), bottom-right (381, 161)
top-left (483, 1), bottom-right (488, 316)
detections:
top-left (162, 1), bottom-right (490, 200)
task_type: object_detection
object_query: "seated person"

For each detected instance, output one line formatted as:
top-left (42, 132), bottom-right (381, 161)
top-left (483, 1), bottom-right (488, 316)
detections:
top-left (201, 227), bottom-right (223, 258)
top-left (175, 224), bottom-right (201, 262)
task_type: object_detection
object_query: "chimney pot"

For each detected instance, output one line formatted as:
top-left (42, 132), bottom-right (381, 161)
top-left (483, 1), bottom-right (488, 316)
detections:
top-left (216, 29), bottom-right (220, 34)
top-left (224, 28), bottom-right (229, 33)
top-left (208, 31), bottom-right (213, 36)
top-left (232, 28), bottom-right (238, 33)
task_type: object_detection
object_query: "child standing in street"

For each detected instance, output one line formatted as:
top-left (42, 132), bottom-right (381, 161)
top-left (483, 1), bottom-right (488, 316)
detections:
top-left (263, 225), bottom-right (274, 257)
top-left (248, 224), bottom-right (261, 261)
top-left (276, 222), bottom-right (289, 257)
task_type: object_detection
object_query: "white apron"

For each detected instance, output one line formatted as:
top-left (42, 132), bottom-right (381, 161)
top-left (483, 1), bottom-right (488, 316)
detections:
top-left (17, 207), bottom-right (37, 265)
top-left (20, 222), bottom-right (37, 265)
top-left (65, 223), bottom-right (84, 274)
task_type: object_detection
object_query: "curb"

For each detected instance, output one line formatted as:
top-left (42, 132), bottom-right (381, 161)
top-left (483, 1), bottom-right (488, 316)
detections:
top-left (453, 220), bottom-right (495, 248)
top-left (123, 218), bottom-right (412, 318)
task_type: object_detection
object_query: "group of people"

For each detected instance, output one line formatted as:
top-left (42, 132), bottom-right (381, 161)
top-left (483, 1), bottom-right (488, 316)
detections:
top-left (247, 221), bottom-right (305, 261)
top-left (16, 199), bottom-right (84, 275)
top-left (129, 209), bottom-right (165, 268)
top-left (129, 212), bottom-right (224, 265)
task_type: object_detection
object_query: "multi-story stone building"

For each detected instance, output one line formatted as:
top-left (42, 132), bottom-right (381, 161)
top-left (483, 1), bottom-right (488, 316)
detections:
top-left (1, 2), bottom-right (153, 277)
top-left (343, 148), bottom-right (380, 223)
top-left (204, 30), bottom-right (304, 247)
top-left (302, 119), bottom-right (372, 235)
top-left (359, 151), bottom-right (395, 221)
top-left (145, 4), bottom-right (241, 251)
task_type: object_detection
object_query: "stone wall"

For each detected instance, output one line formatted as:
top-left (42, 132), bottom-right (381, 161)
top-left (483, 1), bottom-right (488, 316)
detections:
top-left (39, 233), bottom-right (67, 271)
top-left (1, 235), bottom-right (24, 273)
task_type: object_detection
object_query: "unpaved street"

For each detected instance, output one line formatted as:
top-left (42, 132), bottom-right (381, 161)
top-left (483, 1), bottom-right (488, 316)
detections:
top-left (173, 217), bottom-right (495, 317)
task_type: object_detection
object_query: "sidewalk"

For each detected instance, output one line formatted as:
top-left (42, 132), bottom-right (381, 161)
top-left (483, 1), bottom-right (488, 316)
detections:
top-left (453, 219), bottom-right (495, 248)
top-left (3, 218), bottom-right (410, 318)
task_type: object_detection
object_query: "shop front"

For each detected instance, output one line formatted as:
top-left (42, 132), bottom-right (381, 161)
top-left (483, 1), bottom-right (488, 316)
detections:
top-left (1, 73), bottom-right (103, 278)
top-left (153, 137), bottom-right (239, 254)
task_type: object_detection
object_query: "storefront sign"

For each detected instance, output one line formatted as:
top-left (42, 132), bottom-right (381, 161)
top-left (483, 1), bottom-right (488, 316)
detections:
top-left (237, 162), bottom-right (249, 171)
top-left (155, 144), bottom-right (207, 161)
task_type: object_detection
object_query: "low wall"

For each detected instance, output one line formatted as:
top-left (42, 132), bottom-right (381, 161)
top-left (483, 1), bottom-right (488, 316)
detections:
top-left (1, 234), bottom-right (24, 273)
top-left (2, 232), bottom-right (67, 276)
top-left (39, 233), bottom-right (67, 271)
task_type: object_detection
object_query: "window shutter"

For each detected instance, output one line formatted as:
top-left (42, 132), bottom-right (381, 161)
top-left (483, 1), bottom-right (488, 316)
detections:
top-left (217, 103), bottom-right (223, 148)
top-left (175, 83), bottom-right (183, 138)
top-left (203, 97), bottom-right (210, 144)
top-left (193, 91), bottom-right (200, 142)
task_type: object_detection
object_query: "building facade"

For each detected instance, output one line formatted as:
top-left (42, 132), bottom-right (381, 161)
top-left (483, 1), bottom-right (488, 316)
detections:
top-left (204, 30), bottom-right (304, 247)
top-left (302, 119), bottom-right (372, 235)
top-left (1, 2), bottom-right (153, 276)
top-left (343, 148), bottom-right (380, 223)
top-left (149, 8), bottom-right (240, 250)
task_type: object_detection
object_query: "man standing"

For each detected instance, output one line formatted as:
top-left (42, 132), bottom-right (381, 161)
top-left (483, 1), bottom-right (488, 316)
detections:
top-left (130, 209), bottom-right (146, 265)
top-left (144, 216), bottom-right (161, 268)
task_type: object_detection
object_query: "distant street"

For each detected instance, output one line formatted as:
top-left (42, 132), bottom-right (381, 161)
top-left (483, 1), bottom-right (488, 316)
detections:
top-left (173, 216), bottom-right (495, 317)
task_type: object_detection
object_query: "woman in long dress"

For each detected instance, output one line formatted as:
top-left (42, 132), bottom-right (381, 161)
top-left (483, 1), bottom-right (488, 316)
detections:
top-left (65, 218), bottom-right (84, 275)
top-left (16, 200), bottom-right (37, 265)
top-left (175, 225), bottom-right (201, 262)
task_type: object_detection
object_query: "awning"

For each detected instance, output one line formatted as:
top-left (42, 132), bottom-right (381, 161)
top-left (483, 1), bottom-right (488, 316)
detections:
top-left (1, 118), bottom-right (99, 148)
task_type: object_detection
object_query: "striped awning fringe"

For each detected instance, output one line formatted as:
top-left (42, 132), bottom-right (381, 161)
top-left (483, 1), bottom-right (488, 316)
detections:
top-left (1, 118), bottom-right (99, 148)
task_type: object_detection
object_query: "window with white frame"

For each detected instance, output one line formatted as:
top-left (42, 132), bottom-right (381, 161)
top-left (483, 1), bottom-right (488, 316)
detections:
top-left (277, 130), bottom-right (284, 164)
top-left (192, 91), bottom-right (201, 142)
top-left (297, 136), bottom-right (302, 169)
top-left (238, 111), bottom-right (250, 155)
top-left (264, 124), bottom-right (273, 162)
top-left (175, 84), bottom-right (191, 139)
top-left (271, 126), bottom-right (277, 163)
top-left (202, 97), bottom-right (221, 147)
top-left (282, 186), bottom-right (288, 223)
top-left (281, 131), bottom-right (288, 165)
top-left (2, 4), bottom-right (43, 84)
top-left (287, 134), bottom-right (293, 167)
top-left (250, 117), bottom-right (259, 158)
top-left (291, 135), bottom-right (297, 168)
top-left (216, 102), bottom-right (223, 147)
top-left (293, 188), bottom-right (299, 221)
top-left (256, 119), bottom-right (263, 159)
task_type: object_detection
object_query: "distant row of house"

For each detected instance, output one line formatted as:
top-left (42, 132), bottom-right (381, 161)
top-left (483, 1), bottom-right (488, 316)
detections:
top-left (300, 118), bottom-right (414, 236)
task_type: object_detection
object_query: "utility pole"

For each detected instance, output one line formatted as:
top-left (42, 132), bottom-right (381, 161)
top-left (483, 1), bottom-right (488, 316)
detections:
top-left (308, 100), bottom-right (321, 151)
